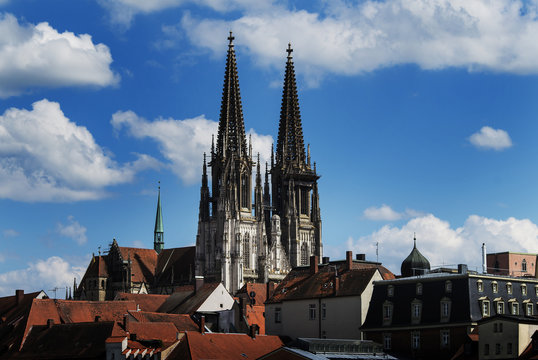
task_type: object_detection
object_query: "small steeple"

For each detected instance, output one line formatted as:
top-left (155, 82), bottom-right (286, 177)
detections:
top-left (154, 182), bottom-right (164, 254)
top-left (276, 42), bottom-right (306, 167)
top-left (401, 234), bottom-right (430, 277)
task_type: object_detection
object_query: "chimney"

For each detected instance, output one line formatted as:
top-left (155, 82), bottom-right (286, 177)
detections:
top-left (239, 297), bottom-right (246, 317)
top-left (346, 251), bottom-right (353, 270)
top-left (249, 324), bottom-right (258, 338)
top-left (458, 264), bottom-right (468, 274)
top-left (94, 315), bottom-right (101, 322)
top-left (266, 281), bottom-right (275, 299)
top-left (322, 257), bottom-right (330, 264)
top-left (334, 276), bottom-right (340, 295)
top-left (482, 243), bottom-right (487, 274)
top-left (123, 314), bottom-right (129, 330)
top-left (15, 289), bottom-right (24, 305)
top-left (356, 254), bottom-right (366, 261)
top-left (47, 319), bottom-right (54, 328)
top-left (199, 315), bottom-right (205, 334)
top-left (195, 276), bottom-right (204, 292)
top-left (310, 256), bottom-right (319, 275)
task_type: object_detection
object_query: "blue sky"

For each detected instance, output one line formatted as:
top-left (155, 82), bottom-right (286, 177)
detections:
top-left (2, 0), bottom-right (538, 296)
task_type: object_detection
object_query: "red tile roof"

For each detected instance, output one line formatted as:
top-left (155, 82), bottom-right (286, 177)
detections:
top-left (236, 283), bottom-right (269, 305)
top-left (174, 331), bottom-right (283, 360)
top-left (114, 292), bottom-right (169, 312)
top-left (126, 321), bottom-right (178, 343)
top-left (162, 283), bottom-right (220, 314)
top-left (267, 264), bottom-right (392, 303)
top-left (245, 305), bottom-right (266, 335)
top-left (128, 311), bottom-right (198, 332)
top-left (118, 247), bottom-right (158, 283)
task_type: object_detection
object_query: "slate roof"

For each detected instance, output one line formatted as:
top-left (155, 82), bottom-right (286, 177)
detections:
top-left (171, 331), bottom-right (284, 360)
top-left (127, 310), bottom-right (198, 332)
top-left (114, 292), bottom-right (169, 312)
top-left (266, 262), bottom-right (392, 304)
top-left (154, 246), bottom-right (196, 286)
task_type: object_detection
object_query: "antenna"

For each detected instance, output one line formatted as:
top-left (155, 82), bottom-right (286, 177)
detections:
top-left (376, 242), bottom-right (379, 262)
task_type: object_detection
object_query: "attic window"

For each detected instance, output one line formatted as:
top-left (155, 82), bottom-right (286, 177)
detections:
top-left (387, 285), bottom-right (394, 297)
top-left (522, 284), bottom-right (527, 296)
top-left (492, 282), bottom-right (498, 293)
top-left (477, 280), bottom-right (483, 293)
top-left (445, 281), bottom-right (452, 293)
top-left (416, 283), bottom-right (423, 295)
top-left (507, 283), bottom-right (512, 294)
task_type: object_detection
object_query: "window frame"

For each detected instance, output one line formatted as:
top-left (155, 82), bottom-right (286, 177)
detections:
top-left (496, 301), bottom-right (504, 315)
top-left (309, 304), bottom-right (316, 320)
top-left (445, 280), bottom-right (452, 293)
top-left (383, 333), bottom-right (392, 350)
top-left (481, 299), bottom-right (490, 317)
top-left (440, 330), bottom-right (450, 348)
top-left (492, 281), bottom-right (498, 293)
top-left (411, 331), bottom-right (420, 350)
top-left (522, 284), bottom-right (528, 296)
top-left (274, 307), bottom-right (281, 324)
top-left (507, 283), bottom-right (513, 294)
top-left (416, 283), bottom-right (423, 295)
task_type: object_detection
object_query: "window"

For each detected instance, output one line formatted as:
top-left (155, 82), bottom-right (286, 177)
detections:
top-left (527, 303), bottom-right (533, 316)
top-left (309, 304), bottom-right (316, 320)
top-left (522, 284), bottom-right (528, 296)
top-left (507, 342), bottom-right (513, 355)
top-left (481, 300), bottom-right (490, 317)
top-left (493, 323), bottom-right (498, 333)
top-left (492, 281), bottom-right (498, 293)
top-left (300, 243), bottom-right (308, 266)
top-left (321, 303), bottom-right (327, 320)
top-left (507, 283), bottom-right (513, 294)
top-left (477, 280), bottom-right (484, 293)
top-left (274, 307), bottom-right (281, 323)
top-left (495, 343), bottom-right (501, 355)
top-left (387, 285), bottom-right (394, 297)
top-left (484, 344), bottom-right (490, 355)
top-left (523, 259), bottom-right (528, 272)
top-left (383, 334), bottom-right (392, 350)
top-left (411, 300), bottom-right (422, 324)
top-left (440, 299), bottom-right (451, 321)
top-left (535, 286), bottom-right (538, 297)
top-left (441, 330), bottom-right (450, 348)
top-left (511, 302), bottom-right (519, 315)
top-left (496, 301), bottom-right (504, 315)
top-left (416, 283), bottom-right (423, 295)
top-left (383, 301), bottom-right (393, 325)
top-left (445, 280), bottom-right (452, 293)
top-left (243, 235), bottom-right (250, 269)
top-left (499, 323), bottom-right (503, 332)
top-left (101, 280), bottom-right (105, 288)
top-left (412, 332), bottom-right (420, 350)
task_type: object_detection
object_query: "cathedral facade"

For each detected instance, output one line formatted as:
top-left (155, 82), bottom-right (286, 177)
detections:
top-left (195, 34), bottom-right (322, 294)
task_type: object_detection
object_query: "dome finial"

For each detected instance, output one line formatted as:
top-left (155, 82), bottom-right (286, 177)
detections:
top-left (413, 232), bottom-right (416, 248)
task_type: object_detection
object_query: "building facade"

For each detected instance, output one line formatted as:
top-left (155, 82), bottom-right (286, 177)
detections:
top-left (487, 252), bottom-right (537, 277)
top-left (195, 34), bottom-right (322, 293)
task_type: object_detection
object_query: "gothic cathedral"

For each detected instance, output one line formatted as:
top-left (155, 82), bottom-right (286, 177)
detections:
top-left (195, 34), bottom-right (322, 293)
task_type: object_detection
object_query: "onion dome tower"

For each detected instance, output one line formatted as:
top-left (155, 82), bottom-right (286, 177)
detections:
top-left (401, 234), bottom-right (430, 277)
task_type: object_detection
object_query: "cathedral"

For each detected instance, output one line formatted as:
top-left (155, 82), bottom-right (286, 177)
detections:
top-left (195, 33), bottom-right (323, 293)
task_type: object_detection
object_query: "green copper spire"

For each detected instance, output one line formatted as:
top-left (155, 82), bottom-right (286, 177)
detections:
top-left (154, 182), bottom-right (164, 254)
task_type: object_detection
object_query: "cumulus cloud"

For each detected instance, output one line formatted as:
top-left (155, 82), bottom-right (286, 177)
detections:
top-left (177, 0), bottom-right (538, 85)
top-left (469, 126), bottom-right (513, 150)
top-left (0, 13), bottom-right (118, 97)
top-left (0, 99), bottom-right (159, 202)
top-left (57, 216), bottom-right (88, 245)
top-left (362, 204), bottom-right (423, 221)
top-left (111, 110), bottom-right (273, 184)
top-left (0, 256), bottom-right (86, 297)
top-left (346, 214), bottom-right (538, 275)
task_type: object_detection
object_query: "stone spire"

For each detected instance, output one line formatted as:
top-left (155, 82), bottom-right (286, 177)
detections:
top-left (276, 43), bottom-right (306, 168)
top-left (216, 31), bottom-right (248, 160)
top-left (199, 153), bottom-right (210, 222)
top-left (154, 183), bottom-right (164, 254)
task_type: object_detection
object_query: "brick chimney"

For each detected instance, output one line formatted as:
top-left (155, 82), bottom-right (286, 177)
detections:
top-left (47, 319), bottom-right (54, 328)
top-left (334, 276), bottom-right (340, 295)
top-left (195, 276), bottom-right (204, 293)
top-left (199, 315), bottom-right (205, 334)
top-left (123, 314), bottom-right (129, 330)
top-left (266, 281), bottom-right (275, 300)
top-left (15, 289), bottom-right (24, 305)
top-left (346, 251), bottom-right (353, 271)
top-left (310, 256), bottom-right (319, 275)
top-left (249, 324), bottom-right (258, 339)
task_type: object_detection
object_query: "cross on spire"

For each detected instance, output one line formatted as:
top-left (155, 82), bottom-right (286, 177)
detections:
top-left (228, 31), bottom-right (234, 46)
top-left (286, 43), bottom-right (293, 60)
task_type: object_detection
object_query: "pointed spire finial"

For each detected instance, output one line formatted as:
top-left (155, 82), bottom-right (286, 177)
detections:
top-left (287, 42), bottom-right (293, 60)
top-left (228, 31), bottom-right (234, 47)
top-left (413, 233), bottom-right (417, 248)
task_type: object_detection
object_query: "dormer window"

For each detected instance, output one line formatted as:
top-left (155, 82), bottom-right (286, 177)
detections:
top-left (480, 298), bottom-right (490, 317)
top-left (507, 283), bottom-right (512, 294)
top-left (387, 285), bottom-right (394, 297)
top-left (492, 281), bottom-right (498, 293)
top-left (477, 280), bottom-right (484, 293)
top-left (522, 284), bottom-right (527, 296)
top-left (445, 281), bottom-right (452, 293)
top-left (416, 283), bottom-right (423, 295)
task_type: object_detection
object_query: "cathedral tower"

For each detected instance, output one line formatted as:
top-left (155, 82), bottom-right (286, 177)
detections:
top-left (270, 44), bottom-right (322, 267)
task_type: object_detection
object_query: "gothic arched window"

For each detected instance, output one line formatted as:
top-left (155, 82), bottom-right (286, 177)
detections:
top-left (301, 243), bottom-right (308, 265)
top-left (241, 174), bottom-right (249, 209)
top-left (243, 234), bottom-right (250, 269)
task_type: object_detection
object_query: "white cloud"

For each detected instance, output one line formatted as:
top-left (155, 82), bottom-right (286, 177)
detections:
top-left (0, 13), bottom-right (118, 97)
top-left (111, 110), bottom-right (273, 184)
top-left (347, 214), bottom-right (538, 275)
top-left (469, 126), bottom-right (513, 150)
top-left (363, 204), bottom-right (424, 221)
top-left (57, 216), bottom-right (88, 245)
top-left (2, 229), bottom-right (19, 238)
top-left (0, 256), bottom-right (86, 297)
top-left (0, 99), bottom-right (159, 202)
top-left (179, 0), bottom-right (538, 85)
